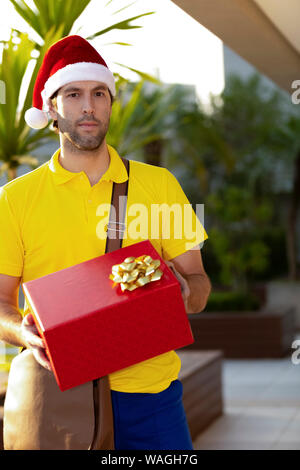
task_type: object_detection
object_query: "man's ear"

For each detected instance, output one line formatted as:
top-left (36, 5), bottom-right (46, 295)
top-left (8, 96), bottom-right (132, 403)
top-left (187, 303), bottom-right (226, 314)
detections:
top-left (47, 99), bottom-right (58, 121)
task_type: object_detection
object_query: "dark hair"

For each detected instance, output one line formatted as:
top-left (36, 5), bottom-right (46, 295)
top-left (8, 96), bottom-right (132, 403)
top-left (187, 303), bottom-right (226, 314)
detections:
top-left (109, 90), bottom-right (114, 105)
top-left (50, 90), bottom-right (59, 131)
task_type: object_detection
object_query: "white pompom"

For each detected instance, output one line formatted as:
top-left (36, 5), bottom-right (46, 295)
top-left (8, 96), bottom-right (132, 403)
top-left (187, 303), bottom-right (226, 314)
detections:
top-left (25, 107), bottom-right (48, 129)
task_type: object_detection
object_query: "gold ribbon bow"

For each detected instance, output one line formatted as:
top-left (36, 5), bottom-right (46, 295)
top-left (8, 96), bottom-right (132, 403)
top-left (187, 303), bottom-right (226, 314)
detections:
top-left (109, 255), bottom-right (163, 292)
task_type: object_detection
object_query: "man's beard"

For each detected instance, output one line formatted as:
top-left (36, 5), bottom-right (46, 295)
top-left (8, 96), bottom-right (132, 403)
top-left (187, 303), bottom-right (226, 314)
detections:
top-left (57, 116), bottom-right (110, 151)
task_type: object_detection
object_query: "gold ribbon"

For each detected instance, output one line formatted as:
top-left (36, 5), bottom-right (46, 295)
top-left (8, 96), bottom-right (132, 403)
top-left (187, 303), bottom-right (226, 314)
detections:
top-left (109, 255), bottom-right (163, 292)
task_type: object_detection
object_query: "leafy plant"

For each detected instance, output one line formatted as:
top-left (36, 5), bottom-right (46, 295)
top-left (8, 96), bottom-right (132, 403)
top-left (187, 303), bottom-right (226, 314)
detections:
top-left (0, 0), bottom-right (155, 181)
top-left (9, 0), bottom-right (154, 47)
top-left (164, 74), bottom-right (297, 288)
top-left (0, 29), bottom-right (58, 180)
top-left (107, 80), bottom-right (192, 159)
top-left (207, 185), bottom-right (273, 289)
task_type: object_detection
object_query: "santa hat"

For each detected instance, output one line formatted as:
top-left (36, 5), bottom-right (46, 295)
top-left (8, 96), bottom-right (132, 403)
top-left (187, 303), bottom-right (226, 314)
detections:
top-left (25, 35), bottom-right (116, 129)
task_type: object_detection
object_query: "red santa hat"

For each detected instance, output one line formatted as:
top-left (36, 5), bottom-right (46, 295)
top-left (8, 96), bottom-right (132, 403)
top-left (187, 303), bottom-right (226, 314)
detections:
top-left (25, 35), bottom-right (116, 129)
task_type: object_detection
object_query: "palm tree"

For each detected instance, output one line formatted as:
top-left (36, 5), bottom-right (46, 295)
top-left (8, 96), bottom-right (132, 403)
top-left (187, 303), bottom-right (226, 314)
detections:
top-left (0, 0), bottom-right (154, 181)
top-left (0, 29), bottom-right (57, 181)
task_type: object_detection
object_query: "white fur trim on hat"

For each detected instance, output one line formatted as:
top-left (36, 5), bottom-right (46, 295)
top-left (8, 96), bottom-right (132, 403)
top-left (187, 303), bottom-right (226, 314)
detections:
top-left (41, 62), bottom-right (116, 106)
top-left (25, 107), bottom-right (49, 129)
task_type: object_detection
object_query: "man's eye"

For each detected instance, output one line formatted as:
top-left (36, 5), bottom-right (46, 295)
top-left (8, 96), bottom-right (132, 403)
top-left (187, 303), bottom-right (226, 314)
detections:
top-left (68, 93), bottom-right (79, 97)
top-left (95, 91), bottom-right (104, 97)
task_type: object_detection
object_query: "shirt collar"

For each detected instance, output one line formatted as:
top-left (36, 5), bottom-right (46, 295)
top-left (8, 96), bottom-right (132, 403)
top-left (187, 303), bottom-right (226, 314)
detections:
top-left (48, 144), bottom-right (129, 186)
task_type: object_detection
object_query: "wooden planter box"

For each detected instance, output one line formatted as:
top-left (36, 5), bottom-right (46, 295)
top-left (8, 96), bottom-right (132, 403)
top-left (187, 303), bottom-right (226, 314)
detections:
top-left (184, 308), bottom-right (295, 358)
top-left (178, 350), bottom-right (223, 439)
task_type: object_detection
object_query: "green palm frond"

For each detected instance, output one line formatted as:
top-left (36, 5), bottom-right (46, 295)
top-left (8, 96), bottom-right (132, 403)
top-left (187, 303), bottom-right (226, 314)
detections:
top-left (0, 31), bottom-right (35, 157)
top-left (114, 63), bottom-right (161, 84)
top-left (107, 81), bottom-right (193, 157)
top-left (10, 0), bottom-right (154, 44)
top-left (86, 12), bottom-right (155, 40)
top-left (111, 1), bottom-right (138, 16)
top-left (10, 0), bottom-right (92, 42)
top-left (0, 30), bottom-right (57, 178)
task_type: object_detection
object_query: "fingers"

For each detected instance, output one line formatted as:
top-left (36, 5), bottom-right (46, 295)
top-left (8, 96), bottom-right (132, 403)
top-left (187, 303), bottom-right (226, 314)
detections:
top-left (165, 260), bottom-right (175, 270)
top-left (21, 314), bottom-right (51, 370)
top-left (165, 260), bottom-right (178, 279)
top-left (24, 331), bottom-right (46, 349)
top-left (22, 312), bottom-right (35, 326)
top-left (174, 272), bottom-right (190, 311)
top-left (167, 263), bottom-right (189, 296)
top-left (32, 346), bottom-right (52, 371)
top-left (22, 325), bottom-right (45, 349)
top-left (164, 260), bottom-right (190, 308)
top-left (181, 279), bottom-right (190, 301)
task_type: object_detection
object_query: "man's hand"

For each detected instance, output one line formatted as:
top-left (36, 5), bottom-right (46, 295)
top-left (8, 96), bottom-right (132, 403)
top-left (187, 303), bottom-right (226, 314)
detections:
top-left (164, 248), bottom-right (211, 314)
top-left (165, 260), bottom-right (190, 311)
top-left (21, 313), bottom-right (52, 371)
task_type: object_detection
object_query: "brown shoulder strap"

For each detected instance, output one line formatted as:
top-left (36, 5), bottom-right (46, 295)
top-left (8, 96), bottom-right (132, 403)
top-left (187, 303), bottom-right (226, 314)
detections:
top-left (105, 157), bottom-right (130, 254)
top-left (90, 157), bottom-right (130, 450)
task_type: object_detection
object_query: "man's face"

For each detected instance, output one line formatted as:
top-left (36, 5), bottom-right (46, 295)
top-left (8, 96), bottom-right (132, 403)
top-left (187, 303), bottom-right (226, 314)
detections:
top-left (50, 80), bottom-right (112, 151)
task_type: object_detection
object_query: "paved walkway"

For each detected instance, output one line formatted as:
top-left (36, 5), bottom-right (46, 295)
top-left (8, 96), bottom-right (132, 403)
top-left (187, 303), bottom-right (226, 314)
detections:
top-left (193, 333), bottom-right (300, 450)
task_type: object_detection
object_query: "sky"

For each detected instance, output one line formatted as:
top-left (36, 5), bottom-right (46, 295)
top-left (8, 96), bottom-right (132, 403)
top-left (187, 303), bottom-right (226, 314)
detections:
top-left (0, 0), bottom-right (225, 104)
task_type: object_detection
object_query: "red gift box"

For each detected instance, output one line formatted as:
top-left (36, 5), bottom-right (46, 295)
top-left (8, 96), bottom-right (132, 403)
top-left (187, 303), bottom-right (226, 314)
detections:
top-left (22, 240), bottom-right (194, 391)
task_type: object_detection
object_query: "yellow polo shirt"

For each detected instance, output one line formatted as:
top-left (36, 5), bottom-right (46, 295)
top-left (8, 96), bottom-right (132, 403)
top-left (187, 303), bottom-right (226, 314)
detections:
top-left (0, 145), bottom-right (207, 393)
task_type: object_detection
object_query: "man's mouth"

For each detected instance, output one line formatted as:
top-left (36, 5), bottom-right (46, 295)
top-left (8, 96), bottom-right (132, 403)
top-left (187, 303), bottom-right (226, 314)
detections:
top-left (78, 122), bottom-right (98, 128)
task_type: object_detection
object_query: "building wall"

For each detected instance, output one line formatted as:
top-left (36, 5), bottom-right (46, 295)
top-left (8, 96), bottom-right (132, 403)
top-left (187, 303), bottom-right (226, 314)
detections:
top-left (223, 44), bottom-right (287, 94)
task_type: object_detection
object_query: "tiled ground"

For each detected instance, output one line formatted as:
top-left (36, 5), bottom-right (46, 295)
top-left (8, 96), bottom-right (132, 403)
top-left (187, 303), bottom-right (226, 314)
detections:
top-left (193, 334), bottom-right (300, 450)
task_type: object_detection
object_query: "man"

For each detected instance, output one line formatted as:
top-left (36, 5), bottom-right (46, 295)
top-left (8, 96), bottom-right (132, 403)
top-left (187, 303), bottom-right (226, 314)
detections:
top-left (0, 35), bottom-right (211, 450)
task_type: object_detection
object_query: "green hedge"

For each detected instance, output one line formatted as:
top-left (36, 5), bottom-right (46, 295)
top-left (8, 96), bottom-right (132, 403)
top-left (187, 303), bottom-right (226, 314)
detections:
top-left (204, 291), bottom-right (261, 312)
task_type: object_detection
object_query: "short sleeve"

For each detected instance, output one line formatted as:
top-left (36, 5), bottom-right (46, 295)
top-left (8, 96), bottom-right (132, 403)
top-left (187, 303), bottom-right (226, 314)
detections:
top-left (0, 187), bottom-right (24, 276)
top-left (160, 169), bottom-right (208, 261)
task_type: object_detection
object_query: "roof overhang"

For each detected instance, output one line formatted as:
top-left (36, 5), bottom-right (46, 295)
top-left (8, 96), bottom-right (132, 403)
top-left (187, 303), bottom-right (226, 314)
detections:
top-left (171, 0), bottom-right (300, 93)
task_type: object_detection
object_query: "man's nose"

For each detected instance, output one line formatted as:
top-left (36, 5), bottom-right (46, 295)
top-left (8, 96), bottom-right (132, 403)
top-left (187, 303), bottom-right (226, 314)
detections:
top-left (82, 94), bottom-right (95, 114)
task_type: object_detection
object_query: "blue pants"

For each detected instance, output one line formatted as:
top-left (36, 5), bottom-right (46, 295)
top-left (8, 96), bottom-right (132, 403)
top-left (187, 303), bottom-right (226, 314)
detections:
top-left (110, 379), bottom-right (194, 450)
